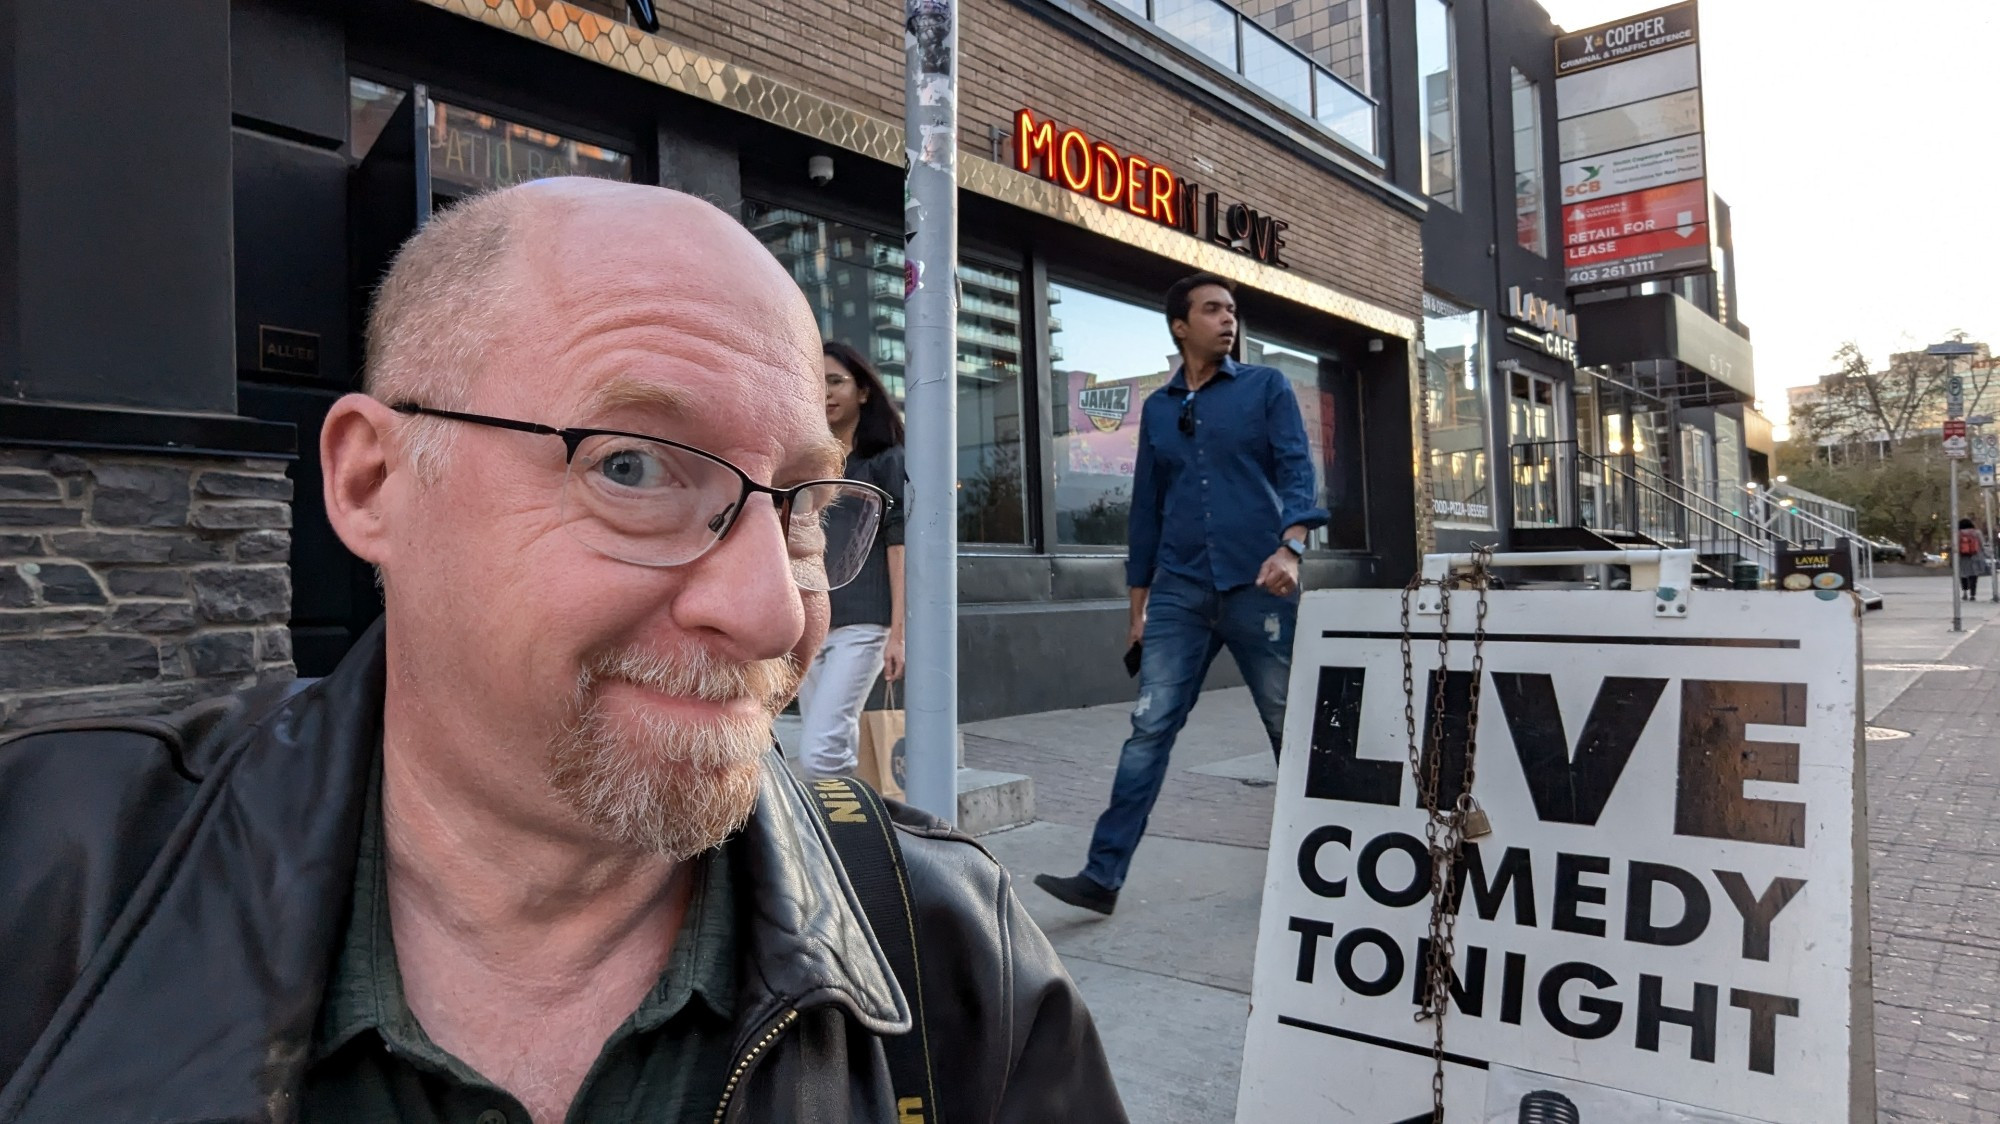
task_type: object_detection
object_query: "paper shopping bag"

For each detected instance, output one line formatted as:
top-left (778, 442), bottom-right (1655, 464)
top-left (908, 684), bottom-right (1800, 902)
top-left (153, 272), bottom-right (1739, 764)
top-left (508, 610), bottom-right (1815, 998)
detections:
top-left (856, 686), bottom-right (907, 801)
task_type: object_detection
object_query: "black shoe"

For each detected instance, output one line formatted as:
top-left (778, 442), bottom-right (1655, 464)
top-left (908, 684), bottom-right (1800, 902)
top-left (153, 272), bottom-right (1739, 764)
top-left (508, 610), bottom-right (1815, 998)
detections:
top-left (1034, 873), bottom-right (1118, 915)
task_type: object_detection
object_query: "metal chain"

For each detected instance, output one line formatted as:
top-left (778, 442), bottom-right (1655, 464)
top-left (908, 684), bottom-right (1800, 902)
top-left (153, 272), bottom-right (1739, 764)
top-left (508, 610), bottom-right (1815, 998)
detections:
top-left (1400, 545), bottom-right (1493, 1123)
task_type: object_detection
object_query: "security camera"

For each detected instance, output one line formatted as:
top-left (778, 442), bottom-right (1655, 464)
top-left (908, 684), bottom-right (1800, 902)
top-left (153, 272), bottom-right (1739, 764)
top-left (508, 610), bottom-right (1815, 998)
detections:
top-left (808, 155), bottom-right (835, 186)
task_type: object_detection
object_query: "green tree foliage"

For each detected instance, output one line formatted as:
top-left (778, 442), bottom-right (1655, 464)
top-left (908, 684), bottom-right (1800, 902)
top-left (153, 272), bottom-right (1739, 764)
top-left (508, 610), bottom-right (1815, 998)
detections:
top-left (1777, 442), bottom-right (1974, 559)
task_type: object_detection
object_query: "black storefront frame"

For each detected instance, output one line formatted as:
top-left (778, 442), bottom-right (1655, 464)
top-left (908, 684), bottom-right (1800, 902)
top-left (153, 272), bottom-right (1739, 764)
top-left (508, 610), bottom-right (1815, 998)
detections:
top-left (740, 173), bottom-right (1385, 571)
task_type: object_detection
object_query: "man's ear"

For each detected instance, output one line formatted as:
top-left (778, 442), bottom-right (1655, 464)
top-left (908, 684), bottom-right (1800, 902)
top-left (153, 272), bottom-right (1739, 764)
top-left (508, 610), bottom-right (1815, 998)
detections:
top-left (321, 394), bottom-right (402, 568)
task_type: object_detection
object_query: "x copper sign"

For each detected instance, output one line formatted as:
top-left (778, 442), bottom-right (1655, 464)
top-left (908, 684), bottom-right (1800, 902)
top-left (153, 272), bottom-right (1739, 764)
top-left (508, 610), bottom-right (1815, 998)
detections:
top-left (1012, 108), bottom-right (1291, 268)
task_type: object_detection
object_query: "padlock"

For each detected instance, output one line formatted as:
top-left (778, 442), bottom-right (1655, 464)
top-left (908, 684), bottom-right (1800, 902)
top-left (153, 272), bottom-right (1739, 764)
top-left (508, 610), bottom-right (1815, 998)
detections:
top-left (1460, 799), bottom-right (1492, 840)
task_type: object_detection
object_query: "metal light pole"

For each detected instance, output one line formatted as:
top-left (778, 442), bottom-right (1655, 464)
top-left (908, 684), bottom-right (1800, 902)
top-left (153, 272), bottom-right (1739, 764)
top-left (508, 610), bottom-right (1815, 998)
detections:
top-left (1930, 341), bottom-right (1979, 632)
top-left (900, 0), bottom-right (960, 823)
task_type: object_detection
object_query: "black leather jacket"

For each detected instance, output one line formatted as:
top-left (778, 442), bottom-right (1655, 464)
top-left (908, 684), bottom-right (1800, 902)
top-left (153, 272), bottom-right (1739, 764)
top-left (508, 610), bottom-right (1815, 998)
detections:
top-left (0, 627), bottom-right (1127, 1123)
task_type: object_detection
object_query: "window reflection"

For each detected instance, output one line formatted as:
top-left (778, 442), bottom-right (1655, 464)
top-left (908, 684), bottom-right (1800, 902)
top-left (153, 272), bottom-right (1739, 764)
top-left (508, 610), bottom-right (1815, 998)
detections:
top-left (1417, 0), bottom-right (1460, 207)
top-left (1050, 285), bottom-right (1351, 551)
top-left (1049, 285), bottom-right (1174, 547)
top-left (1512, 68), bottom-right (1546, 256)
top-left (428, 101), bottom-right (631, 196)
top-left (1423, 295), bottom-right (1489, 525)
top-left (747, 202), bottom-right (1028, 545)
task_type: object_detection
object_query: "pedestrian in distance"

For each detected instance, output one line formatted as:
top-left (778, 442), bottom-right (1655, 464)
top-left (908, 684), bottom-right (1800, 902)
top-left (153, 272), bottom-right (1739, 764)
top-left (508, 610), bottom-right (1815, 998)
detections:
top-left (1958, 516), bottom-right (1990, 601)
top-left (795, 341), bottom-right (906, 780)
top-left (0, 179), bottom-right (1126, 1124)
top-left (1036, 272), bottom-right (1329, 917)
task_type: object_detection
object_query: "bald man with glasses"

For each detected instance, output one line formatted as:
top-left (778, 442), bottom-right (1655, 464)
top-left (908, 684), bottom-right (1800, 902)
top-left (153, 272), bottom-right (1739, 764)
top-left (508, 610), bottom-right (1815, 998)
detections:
top-left (0, 179), bottom-right (1123, 1124)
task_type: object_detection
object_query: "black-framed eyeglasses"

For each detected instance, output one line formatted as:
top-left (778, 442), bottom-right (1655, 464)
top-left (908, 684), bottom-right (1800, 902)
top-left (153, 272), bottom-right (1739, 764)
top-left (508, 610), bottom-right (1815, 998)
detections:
top-left (1178, 394), bottom-right (1197, 437)
top-left (390, 403), bottom-right (890, 593)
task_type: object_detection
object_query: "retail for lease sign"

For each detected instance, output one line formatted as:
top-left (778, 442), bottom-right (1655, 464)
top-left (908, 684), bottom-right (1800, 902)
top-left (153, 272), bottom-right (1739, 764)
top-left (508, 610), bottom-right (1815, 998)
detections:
top-left (1237, 587), bottom-right (1874, 1123)
top-left (1555, 2), bottom-right (1709, 289)
top-left (1563, 180), bottom-right (1710, 281)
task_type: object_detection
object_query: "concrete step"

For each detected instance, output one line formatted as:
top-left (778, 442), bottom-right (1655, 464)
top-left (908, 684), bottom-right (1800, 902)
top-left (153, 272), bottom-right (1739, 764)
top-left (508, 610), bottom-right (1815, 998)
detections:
top-left (774, 715), bottom-right (1035, 834)
top-left (956, 767), bottom-right (1035, 836)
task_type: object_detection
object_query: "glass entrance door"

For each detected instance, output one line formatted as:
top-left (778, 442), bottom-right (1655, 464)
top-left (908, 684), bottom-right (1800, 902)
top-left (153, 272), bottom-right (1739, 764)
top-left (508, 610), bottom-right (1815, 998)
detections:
top-left (1509, 369), bottom-right (1565, 526)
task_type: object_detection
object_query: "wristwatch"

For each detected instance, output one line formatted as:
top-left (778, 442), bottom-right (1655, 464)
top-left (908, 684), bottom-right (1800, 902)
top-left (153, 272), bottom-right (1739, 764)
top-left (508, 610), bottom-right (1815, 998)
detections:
top-left (1281, 537), bottom-right (1306, 559)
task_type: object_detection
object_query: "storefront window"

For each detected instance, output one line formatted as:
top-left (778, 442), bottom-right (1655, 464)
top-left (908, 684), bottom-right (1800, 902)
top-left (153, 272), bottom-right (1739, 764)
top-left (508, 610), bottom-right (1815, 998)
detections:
top-left (1422, 294), bottom-right (1489, 526)
top-left (1048, 285), bottom-right (1352, 551)
top-left (746, 202), bottom-right (1028, 544)
top-left (1714, 412), bottom-right (1744, 514)
top-left (345, 79), bottom-right (632, 196)
top-left (428, 101), bottom-right (631, 196)
top-left (1243, 335), bottom-right (1356, 550)
top-left (1049, 285), bottom-right (1173, 547)
top-left (1511, 68), bottom-right (1546, 255)
top-left (1416, 0), bottom-right (1459, 208)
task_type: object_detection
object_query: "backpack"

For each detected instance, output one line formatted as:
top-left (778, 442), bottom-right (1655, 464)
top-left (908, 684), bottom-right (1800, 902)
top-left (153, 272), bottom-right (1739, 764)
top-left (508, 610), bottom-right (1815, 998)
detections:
top-left (805, 776), bottom-right (939, 1122)
top-left (1960, 528), bottom-right (1982, 556)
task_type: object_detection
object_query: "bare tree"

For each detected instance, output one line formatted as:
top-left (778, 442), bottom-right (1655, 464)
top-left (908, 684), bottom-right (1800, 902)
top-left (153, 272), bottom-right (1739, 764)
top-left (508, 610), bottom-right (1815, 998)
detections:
top-left (1789, 333), bottom-right (1992, 461)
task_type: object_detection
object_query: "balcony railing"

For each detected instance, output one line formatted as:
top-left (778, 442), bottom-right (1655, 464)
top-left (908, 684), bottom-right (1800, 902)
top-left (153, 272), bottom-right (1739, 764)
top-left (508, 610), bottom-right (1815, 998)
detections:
top-left (1104, 0), bottom-right (1378, 158)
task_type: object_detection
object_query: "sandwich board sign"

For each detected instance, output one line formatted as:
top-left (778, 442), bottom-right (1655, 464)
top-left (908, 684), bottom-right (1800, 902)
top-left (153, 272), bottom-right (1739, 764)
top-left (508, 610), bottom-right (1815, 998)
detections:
top-left (1237, 582), bottom-right (1873, 1123)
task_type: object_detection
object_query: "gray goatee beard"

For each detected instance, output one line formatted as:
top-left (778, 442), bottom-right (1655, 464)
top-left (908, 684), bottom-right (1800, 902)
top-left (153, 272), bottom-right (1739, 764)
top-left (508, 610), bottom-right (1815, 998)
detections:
top-left (548, 645), bottom-right (800, 861)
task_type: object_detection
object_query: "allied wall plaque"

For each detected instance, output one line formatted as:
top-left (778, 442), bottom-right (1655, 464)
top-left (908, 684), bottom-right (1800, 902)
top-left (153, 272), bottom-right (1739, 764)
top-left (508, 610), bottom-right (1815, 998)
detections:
top-left (258, 325), bottom-right (322, 377)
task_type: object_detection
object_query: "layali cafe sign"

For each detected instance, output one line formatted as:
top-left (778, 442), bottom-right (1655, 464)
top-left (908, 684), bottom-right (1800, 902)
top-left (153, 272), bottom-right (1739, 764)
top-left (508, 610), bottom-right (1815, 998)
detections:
top-left (1505, 285), bottom-right (1580, 365)
top-left (1013, 108), bottom-right (1291, 268)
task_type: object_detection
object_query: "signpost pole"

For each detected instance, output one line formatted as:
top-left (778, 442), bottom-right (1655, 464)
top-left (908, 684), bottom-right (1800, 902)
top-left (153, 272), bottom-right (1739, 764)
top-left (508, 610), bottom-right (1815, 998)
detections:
top-left (900, 0), bottom-right (960, 823)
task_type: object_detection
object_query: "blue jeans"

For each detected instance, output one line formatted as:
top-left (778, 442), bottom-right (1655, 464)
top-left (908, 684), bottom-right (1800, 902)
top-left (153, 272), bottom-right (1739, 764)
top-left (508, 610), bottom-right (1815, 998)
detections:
top-left (1082, 571), bottom-right (1296, 891)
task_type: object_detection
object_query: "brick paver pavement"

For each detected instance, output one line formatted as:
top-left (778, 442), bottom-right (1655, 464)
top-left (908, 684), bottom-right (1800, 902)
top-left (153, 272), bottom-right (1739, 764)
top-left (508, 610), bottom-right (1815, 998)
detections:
top-left (1868, 619), bottom-right (2000, 1122)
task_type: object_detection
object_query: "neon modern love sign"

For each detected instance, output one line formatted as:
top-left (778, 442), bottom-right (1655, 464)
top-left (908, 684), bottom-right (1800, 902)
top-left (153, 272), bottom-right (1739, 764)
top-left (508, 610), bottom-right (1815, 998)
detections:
top-left (1012, 108), bottom-right (1290, 268)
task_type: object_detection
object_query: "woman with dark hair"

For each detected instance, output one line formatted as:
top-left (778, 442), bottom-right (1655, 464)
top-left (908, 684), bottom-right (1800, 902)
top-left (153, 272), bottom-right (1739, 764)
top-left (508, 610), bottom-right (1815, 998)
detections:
top-left (796, 341), bottom-right (908, 779)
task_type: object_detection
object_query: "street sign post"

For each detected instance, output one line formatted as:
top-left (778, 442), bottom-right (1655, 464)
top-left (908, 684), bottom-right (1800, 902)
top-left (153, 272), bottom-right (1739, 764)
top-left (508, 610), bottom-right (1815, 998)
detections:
top-left (1238, 568), bottom-right (1874, 1124)
top-left (899, 0), bottom-right (961, 823)
top-left (1947, 375), bottom-right (1966, 419)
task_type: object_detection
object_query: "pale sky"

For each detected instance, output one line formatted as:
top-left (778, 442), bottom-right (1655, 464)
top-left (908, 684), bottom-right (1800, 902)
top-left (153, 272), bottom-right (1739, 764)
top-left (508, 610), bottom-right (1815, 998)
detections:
top-left (1537, 0), bottom-right (2000, 426)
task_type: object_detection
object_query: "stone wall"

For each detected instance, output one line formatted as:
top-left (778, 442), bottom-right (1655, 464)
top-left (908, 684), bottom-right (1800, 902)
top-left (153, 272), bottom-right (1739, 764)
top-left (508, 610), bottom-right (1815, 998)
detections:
top-left (0, 450), bottom-right (296, 731)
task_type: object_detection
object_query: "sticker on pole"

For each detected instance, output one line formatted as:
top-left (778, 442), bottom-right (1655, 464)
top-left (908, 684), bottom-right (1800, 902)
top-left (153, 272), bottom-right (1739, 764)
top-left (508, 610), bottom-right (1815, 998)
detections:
top-left (1237, 585), bottom-right (1872, 1123)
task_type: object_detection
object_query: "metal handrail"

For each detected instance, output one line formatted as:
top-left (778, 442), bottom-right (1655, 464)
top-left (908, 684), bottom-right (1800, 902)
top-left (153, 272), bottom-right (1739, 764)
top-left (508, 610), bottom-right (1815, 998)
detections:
top-left (1742, 485), bottom-right (1876, 583)
top-left (1580, 450), bottom-right (1786, 572)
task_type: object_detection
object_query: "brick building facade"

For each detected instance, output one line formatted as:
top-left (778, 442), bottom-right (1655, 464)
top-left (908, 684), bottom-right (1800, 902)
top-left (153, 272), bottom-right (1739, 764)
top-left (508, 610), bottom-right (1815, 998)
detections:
top-left (2, 0), bottom-right (1429, 724)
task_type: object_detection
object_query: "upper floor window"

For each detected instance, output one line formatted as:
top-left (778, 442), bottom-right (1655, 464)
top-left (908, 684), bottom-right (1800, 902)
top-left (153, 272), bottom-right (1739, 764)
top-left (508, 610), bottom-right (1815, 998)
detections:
top-left (1103, 0), bottom-right (1379, 159)
top-left (1511, 67), bottom-right (1546, 255)
top-left (1416, 0), bottom-right (1459, 207)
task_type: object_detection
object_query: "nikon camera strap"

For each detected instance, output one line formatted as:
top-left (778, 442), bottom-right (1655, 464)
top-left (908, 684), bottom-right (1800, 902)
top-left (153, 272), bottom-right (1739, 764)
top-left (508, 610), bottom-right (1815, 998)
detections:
top-left (805, 776), bottom-right (940, 1124)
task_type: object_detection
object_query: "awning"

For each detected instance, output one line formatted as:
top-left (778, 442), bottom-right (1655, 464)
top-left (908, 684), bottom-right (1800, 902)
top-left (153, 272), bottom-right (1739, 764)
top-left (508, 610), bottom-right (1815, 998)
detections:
top-left (1577, 292), bottom-right (1755, 403)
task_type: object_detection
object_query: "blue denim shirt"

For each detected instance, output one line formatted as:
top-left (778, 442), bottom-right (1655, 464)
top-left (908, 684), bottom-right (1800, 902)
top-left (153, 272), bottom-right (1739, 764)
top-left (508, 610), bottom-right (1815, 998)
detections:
top-left (1125, 356), bottom-right (1330, 591)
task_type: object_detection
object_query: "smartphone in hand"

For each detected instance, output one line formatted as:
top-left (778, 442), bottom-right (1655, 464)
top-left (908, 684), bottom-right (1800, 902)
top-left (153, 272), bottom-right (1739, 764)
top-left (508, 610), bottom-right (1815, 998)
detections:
top-left (1123, 642), bottom-right (1143, 678)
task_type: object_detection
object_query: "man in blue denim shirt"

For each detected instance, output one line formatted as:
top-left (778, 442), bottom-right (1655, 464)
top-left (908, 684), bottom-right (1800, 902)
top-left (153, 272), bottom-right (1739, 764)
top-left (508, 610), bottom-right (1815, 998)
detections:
top-left (1037, 273), bottom-right (1328, 915)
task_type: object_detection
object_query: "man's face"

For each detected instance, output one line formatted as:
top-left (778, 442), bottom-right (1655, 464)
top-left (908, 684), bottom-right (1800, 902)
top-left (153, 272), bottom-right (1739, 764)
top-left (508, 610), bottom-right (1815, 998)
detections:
top-left (380, 186), bottom-right (834, 859)
top-left (1173, 284), bottom-right (1237, 362)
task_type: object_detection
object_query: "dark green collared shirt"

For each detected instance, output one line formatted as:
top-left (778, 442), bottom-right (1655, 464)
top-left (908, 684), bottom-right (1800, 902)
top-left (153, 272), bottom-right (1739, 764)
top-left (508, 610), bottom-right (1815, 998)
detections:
top-left (301, 772), bottom-right (740, 1124)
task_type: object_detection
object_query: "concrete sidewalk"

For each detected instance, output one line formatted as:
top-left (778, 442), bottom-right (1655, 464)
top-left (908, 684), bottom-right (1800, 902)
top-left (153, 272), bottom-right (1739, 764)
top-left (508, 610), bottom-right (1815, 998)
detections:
top-left (963, 575), bottom-right (2000, 1123)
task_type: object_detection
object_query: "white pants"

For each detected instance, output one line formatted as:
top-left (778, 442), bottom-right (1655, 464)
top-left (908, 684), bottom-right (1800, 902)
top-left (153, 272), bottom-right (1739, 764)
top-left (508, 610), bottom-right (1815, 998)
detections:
top-left (797, 624), bottom-right (889, 778)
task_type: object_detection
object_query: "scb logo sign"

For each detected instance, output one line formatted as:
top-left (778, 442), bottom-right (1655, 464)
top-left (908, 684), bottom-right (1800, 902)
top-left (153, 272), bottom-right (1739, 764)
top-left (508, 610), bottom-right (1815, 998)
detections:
top-left (1562, 166), bottom-right (1605, 199)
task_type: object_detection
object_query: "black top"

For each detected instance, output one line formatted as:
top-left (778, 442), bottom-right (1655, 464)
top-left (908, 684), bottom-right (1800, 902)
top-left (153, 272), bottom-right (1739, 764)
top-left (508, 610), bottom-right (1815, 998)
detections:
top-left (831, 444), bottom-right (906, 630)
